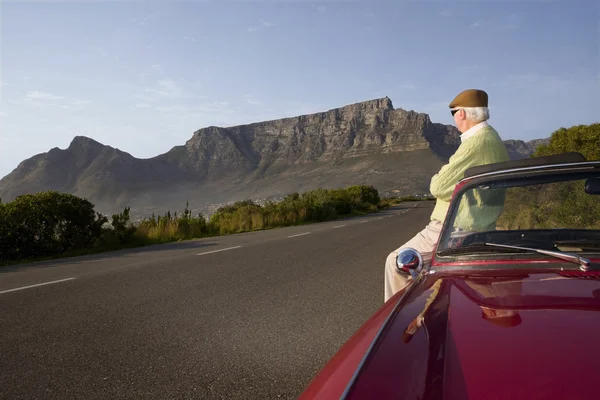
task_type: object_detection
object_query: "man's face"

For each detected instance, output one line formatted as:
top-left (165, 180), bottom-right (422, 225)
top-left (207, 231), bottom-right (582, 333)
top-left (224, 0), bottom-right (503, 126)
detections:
top-left (451, 108), bottom-right (467, 132)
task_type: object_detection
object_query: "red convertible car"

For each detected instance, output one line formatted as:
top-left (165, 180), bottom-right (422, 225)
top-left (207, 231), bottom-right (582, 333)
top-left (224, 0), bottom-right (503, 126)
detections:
top-left (299, 152), bottom-right (600, 399)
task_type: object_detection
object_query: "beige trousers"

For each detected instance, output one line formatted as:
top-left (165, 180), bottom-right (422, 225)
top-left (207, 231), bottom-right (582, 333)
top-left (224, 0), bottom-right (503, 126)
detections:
top-left (384, 220), bottom-right (443, 302)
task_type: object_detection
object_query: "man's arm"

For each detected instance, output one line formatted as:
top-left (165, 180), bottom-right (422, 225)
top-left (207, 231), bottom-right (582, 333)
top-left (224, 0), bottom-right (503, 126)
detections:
top-left (430, 141), bottom-right (478, 201)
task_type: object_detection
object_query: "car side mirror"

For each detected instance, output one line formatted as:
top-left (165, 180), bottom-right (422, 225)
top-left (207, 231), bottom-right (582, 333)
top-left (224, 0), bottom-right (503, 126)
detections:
top-left (585, 178), bottom-right (600, 195)
top-left (396, 248), bottom-right (424, 279)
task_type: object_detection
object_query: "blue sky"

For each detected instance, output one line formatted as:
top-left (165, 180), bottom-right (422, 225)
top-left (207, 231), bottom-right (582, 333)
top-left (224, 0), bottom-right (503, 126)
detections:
top-left (1, 0), bottom-right (598, 179)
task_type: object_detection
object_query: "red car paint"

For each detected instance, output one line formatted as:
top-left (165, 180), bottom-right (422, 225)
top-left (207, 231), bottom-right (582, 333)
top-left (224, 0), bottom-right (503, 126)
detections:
top-left (343, 270), bottom-right (600, 400)
top-left (301, 267), bottom-right (600, 399)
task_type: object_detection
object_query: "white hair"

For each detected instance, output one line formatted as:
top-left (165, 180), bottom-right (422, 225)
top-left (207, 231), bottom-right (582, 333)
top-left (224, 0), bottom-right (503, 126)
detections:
top-left (461, 106), bottom-right (489, 122)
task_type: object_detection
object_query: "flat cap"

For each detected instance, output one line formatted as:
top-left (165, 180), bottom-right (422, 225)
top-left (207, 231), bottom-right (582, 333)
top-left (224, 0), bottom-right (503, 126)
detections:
top-left (449, 89), bottom-right (488, 108)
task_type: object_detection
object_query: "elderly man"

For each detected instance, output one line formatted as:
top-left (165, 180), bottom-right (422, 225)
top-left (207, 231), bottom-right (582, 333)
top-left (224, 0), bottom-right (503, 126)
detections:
top-left (383, 88), bottom-right (510, 302)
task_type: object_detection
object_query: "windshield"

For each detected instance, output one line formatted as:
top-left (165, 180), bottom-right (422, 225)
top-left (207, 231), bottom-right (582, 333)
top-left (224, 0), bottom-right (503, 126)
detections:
top-left (436, 171), bottom-right (600, 260)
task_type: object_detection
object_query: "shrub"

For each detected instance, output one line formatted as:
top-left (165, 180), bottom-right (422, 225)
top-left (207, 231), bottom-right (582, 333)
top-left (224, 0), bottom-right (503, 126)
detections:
top-left (0, 191), bottom-right (107, 261)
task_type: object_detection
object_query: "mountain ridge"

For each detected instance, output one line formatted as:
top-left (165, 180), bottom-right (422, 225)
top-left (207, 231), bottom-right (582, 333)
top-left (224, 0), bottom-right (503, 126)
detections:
top-left (0, 96), bottom-right (547, 217)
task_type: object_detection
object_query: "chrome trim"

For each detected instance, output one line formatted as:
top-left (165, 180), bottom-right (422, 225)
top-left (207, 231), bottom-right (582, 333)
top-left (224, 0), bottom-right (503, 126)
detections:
top-left (340, 267), bottom-right (430, 399)
top-left (430, 260), bottom-right (598, 274)
top-left (459, 161), bottom-right (600, 183)
top-left (396, 248), bottom-right (424, 279)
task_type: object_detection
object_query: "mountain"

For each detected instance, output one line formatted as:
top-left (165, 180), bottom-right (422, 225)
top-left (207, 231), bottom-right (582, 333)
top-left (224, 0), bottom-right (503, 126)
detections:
top-left (0, 97), bottom-right (546, 217)
top-left (503, 138), bottom-right (550, 160)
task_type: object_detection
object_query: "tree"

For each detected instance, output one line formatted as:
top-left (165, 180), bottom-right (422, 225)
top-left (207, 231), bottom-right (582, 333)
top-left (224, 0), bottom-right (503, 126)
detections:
top-left (111, 206), bottom-right (136, 243)
top-left (0, 191), bottom-right (107, 261)
top-left (534, 123), bottom-right (600, 160)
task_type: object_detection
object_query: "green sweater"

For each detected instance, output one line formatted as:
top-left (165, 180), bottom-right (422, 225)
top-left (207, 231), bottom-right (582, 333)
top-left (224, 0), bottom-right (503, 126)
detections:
top-left (429, 124), bottom-right (510, 228)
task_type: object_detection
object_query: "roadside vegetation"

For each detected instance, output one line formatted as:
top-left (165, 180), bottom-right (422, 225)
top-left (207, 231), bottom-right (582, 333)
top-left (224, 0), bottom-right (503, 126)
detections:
top-left (0, 185), bottom-right (430, 265)
top-left (496, 123), bottom-right (600, 230)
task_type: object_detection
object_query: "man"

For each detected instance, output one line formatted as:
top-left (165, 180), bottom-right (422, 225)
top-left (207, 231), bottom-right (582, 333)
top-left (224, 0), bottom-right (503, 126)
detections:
top-left (383, 88), bottom-right (510, 302)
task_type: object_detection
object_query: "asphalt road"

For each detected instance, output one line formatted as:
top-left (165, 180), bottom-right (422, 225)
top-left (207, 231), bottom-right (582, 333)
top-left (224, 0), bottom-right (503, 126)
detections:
top-left (0, 201), bottom-right (433, 400)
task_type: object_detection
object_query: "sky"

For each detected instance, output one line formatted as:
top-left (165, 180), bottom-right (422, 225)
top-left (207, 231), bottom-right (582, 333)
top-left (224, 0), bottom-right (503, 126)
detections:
top-left (1, 0), bottom-right (599, 179)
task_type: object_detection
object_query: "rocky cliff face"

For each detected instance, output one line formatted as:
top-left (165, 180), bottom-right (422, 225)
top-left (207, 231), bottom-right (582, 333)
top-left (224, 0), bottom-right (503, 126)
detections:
top-left (0, 97), bottom-right (544, 217)
top-left (503, 138), bottom-right (550, 160)
top-left (156, 97), bottom-right (460, 179)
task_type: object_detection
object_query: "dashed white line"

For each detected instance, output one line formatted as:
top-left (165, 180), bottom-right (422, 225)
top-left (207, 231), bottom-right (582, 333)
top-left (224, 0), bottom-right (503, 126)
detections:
top-left (288, 232), bottom-right (311, 238)
top-left (359, 220), bottom-right (368, 223)
top-left (377, 217), bottom-right (383, 220)
top-left (0, 277), bottom-right (76, 295)
top-left (333, 225), bottom-right (347, 228)
top-left (197, 246), bottom-right (242, 256)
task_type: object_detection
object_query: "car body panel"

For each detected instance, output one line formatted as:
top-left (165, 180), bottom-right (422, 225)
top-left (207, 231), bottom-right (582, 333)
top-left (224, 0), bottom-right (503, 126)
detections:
top-left (343, 268), bottom-right (600, 399)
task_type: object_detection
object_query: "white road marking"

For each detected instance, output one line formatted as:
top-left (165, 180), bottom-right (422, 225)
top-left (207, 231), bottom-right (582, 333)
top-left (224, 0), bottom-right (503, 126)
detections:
top-left (288, 232), bottom-right (311, 238)
top-left (377, 217), bottom-right (383, 220)
top-left (0, 277), bottom-right (76, 295)
top-left (359, 220), bottom-right (368, 223)
top-left (333, 225), bottom-right (347, 228)
top-left (197, 246), bottom-right (242, 256)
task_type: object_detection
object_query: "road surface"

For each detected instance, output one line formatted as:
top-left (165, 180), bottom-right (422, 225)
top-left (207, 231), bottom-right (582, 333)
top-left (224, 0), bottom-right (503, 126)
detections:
top-left (0, 201), bottom-right (433, 399)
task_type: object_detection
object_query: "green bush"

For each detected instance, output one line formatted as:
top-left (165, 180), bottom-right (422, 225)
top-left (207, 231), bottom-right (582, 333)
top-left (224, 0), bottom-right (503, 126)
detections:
top-left (0, 191), bottom-right (107, 261)
top-left (206, 185), bottom-right (382, 235)
top-left (137, 202), bottom-right (208, 241)
top-left (534, 123), bottom-right (600, 160)
top-left (110, 206), bottom-right (136, 243)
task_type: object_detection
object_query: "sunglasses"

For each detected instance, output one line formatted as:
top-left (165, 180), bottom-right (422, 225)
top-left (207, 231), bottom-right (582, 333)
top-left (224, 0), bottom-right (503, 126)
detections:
top-left (451, 109), bottom-right (461, 116)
